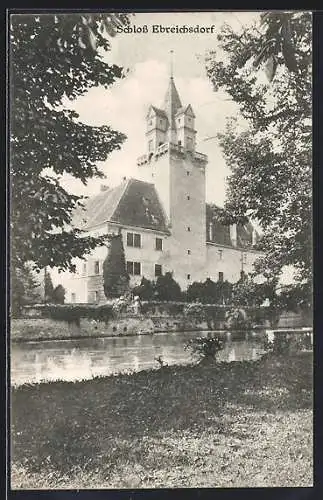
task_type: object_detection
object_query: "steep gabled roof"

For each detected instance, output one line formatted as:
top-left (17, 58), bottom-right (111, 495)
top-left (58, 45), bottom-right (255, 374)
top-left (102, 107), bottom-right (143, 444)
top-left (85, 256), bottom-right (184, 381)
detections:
top-left (72, 179), bottom-right (169, 233)
top-left (146, 105), bottom-right (168, 119)
top-left (175, 104), bottom-right (195, 118)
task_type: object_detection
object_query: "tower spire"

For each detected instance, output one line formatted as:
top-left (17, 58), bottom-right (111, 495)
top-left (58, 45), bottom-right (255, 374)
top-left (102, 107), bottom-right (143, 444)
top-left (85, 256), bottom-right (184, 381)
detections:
top-left (170, 49), bottom-right (174, 79)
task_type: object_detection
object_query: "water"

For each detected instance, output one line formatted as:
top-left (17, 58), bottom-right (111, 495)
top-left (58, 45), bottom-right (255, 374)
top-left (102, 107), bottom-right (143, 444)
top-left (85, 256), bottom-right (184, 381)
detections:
top-left (11, 331), bottom-right (267, 386)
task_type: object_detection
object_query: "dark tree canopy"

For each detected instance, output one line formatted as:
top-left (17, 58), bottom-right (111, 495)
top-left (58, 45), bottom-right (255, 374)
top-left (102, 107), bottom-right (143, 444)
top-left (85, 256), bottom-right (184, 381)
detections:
top-left (205, 11), bottom-right (311, 307)
top-left (52, 284), bottom-right (66, 305)
top-left (154, 272), bottom-right (182, 302)
top-left (103, 234), bottom-right (130, 298)
top-left (10, 13), bottom-right (130, 272)
top-left (11, 263), bottom-right (43, 317)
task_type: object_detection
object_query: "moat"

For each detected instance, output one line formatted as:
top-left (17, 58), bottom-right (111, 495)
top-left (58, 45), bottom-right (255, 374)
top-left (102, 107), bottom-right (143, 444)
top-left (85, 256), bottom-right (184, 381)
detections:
top-left (11, 330), bottom-right (267, 386)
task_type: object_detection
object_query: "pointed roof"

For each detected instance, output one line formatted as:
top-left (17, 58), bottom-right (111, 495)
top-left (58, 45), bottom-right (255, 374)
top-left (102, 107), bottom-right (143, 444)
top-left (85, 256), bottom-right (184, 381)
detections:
top-left (71, 179), bottom-right (169, 233)
top-left (163, 77), bottom-right (182, 130)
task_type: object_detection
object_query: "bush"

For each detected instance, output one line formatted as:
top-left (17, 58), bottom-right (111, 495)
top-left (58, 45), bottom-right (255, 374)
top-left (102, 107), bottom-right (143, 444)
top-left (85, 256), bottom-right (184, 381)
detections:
top-left (184, 335), bottom-right (224, 362)
top-left (183, 302), bottom-right (205, 322)
top-left (225, 307), bottom-right (252, 330)
top-left (36, 304), bottom-right (115, 324)
top-left (132, 277), bottom-right (155, 300)
top-left (154, 272), bottom-right (182, 301)
top-left (187, 278), bottom-right (233, 304)
top-left (264, 332), bottom-right (292, 355)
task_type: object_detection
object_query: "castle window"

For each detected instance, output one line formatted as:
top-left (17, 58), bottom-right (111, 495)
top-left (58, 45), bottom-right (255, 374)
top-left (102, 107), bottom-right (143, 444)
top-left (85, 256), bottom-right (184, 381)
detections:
top-left (187, 227), bottom-right (191, 232)
top-left (94, 291), bottom-right (99, 302)
top-left (187, 195), bottom-right (190, 200)
top-left (127, 261), bottom-right (141, 276)
top-left (178, 140), bottom-right (182, 146)
top-left (187, 250), bottom-right (191, 255)
top-left (94, 261), bottom-right (100, 275)
top-left (187, 274), bottom-right (191, 280)
top-left (127, 232), bottom-right (141, 248)
top-left (71, 293), bottom-right (76, 303)
top-left (187, 171), bottom-right (190, 176)
top-left (218, 272), bottom-right (224, 282)
top-left (155, 264), bottom-right (162, 277)
top-left (159, 119), bottom-right (163, 126)
top-left (155, 238), bottom-right (163, 251)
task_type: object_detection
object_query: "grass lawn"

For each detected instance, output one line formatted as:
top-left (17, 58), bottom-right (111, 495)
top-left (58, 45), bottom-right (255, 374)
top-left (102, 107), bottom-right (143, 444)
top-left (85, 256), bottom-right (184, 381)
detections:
top-left (11, 352), bottom-right (313, 489)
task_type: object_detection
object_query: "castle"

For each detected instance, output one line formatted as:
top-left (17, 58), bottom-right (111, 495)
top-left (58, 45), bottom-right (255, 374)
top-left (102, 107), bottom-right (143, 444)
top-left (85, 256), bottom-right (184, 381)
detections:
top-left (60, 74), bottom-right (261, 303)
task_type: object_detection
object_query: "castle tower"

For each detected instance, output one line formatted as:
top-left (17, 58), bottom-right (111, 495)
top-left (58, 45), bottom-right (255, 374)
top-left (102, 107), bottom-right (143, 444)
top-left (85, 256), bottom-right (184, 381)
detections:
top-left (137, 60), bottom-right (208, 288)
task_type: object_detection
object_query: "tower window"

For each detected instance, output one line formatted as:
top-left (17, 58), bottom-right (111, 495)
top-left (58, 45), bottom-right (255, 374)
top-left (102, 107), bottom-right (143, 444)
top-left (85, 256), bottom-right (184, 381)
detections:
top-left (187, 171), bottom-right (190, 176)
top-left (155, 238), bottom-right (163, 251)
top-left (178, 140), bottom-right (182, 146)
top-left (94, 291), bottom-right (99, 302)
top-left (218, 272), bottom-right (224, 282)
top-left (94, 261), bottom-right (100, 274)
top-left (148, 120), bottom-right (152, 126)
top-left (218, 250), bottom-right (223, 260)
top-left (159, 119), bottom-right (163, 126)
top-left (155, 264), bottom-right (162, 277)
top-left (71, 293), bottom-right (76, 303)
top-left (148, 139), bottom-right (154, 152)
top-left (82, 263), bottom-right (87, 275)
top-left (187, 250), bottom-right (191, 255)
top-left (187, 195), bottom-right (190, 200)
top-left (187, 227), bottom-right (191, 232)
top-left (187, 274), bottom-right (191, 280)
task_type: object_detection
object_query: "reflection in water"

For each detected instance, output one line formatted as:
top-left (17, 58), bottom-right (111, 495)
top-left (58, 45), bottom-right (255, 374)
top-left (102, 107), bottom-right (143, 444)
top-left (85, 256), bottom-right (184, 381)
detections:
top-left (11, 331), bottom-right (267, 386)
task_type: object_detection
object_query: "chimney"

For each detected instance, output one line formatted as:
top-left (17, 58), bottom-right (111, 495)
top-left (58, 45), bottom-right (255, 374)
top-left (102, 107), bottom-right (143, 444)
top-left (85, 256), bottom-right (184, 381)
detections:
top-left (100, 184), bottom-right (109, 192)
top-left (229, 224), bottom-right (237, 247)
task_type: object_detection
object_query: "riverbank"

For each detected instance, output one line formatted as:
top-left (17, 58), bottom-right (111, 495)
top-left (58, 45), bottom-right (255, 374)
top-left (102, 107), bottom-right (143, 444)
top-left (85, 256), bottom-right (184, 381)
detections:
top-left (11, 351), bottom-right (313, 488)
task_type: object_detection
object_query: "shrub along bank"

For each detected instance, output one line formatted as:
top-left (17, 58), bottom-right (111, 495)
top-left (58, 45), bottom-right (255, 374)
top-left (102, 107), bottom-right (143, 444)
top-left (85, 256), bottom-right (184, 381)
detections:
top-left (11, 351), bottom-right (313, 488)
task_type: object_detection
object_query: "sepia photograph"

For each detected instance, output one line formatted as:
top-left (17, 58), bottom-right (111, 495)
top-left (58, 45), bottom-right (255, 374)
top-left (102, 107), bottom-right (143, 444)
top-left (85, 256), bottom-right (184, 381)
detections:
top-left (9, 10), bottom-right (313, 489)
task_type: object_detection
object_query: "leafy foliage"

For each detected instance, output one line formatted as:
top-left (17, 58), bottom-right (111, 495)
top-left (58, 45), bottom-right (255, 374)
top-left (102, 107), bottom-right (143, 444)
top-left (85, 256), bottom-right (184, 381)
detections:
top-left (11, 264), bottom-right (43, 317)
top-left (185, 335), bottom-right (225, 362)
top-left (206, 11), bottom-right (312, 307)
top-left (51, 285), bottom-right (66, 305)
top-left (132, 277), bottom-right (155, 301)
top-left (187, 278), bottom-right (233, 304)
top-left (103, 234), bottom-right (130, 298)
top-left (154, 272), bottom-right (182, 301)
top-left (225, 308), bottom-right (252, 331)
top-left (37, 303), bottom-right (115, 323)
top-left (10, 13), bottom-right (129, 272)
top-left (44, 269), bottom-right (54, 302)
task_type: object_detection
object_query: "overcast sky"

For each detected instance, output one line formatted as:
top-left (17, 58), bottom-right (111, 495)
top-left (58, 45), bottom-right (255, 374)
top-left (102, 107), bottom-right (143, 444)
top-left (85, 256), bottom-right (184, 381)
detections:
top-left (61, 11), bottom-right (260, 206)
